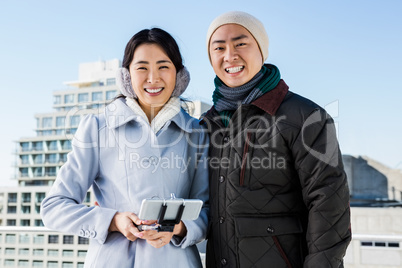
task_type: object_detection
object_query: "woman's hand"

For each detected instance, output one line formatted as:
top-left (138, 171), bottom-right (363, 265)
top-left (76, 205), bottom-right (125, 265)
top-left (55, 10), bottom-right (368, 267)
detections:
top-left (140, 221), bottom-right (187, 248)
top-left (109, 212), bottom-right (142, 241)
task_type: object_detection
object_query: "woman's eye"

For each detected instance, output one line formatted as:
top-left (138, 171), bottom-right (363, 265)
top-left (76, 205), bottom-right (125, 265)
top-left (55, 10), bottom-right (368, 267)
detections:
top-left (214, 47), bottom-right (224, 51)
top-left (137, 67), bottom-right (146, 70)
top-left (236, 43), bottom-right (246, 47)
top-left (159, 66), bottom-right (169, 69)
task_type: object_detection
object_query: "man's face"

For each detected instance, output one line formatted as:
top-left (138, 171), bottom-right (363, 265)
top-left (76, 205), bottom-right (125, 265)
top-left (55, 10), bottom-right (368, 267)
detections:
top-left (209, 24), bottom-right (263, 88)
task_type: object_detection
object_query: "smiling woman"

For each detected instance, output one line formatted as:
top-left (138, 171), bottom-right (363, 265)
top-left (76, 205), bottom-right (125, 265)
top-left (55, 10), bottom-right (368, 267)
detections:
top-left (40, 27), bottom-right (209, 268)
top-left (129, 43), bottom-right (177, 120)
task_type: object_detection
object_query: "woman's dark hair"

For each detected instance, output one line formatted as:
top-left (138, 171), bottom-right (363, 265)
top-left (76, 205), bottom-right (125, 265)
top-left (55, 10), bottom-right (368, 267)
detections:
top-left (122, 27), bottom-right (184, 73)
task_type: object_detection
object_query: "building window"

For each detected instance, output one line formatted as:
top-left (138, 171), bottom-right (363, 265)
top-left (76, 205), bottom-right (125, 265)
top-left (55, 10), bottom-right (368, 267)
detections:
top-left (62, 262), bottom-right (74, 268)
top-left (53, 95), bottom-right (61, 104)
top-left (55, 129), bottom-right (65, 136)
top-left (78, 236), bottom-right (89, 244)
top-left (5, 248), bottom-right (16, 255)
top-left (20, 219), bottom-right (30, 226)
top-left (33, 154), bottom-right (43, 164)
top-left (32, 260), bottom-right (44, 267)
top-left (60, 153), bottom-right (68, 162)
top-left (42, 130), bottom-right (53, 136)
top-left (19, 248), bottom-right (30, 255)
top-left (47, 141), bottom-right (58, 151)
top-left (8, 193), bottom-right (17, 202)
top-left (34, 234), bottom-right (44, 244)
top-left (22, 192), bottom-right (31, 202)
top-left (47, 261), bottom-right (58, 268)
top-left (33, 167), bottom-right (43, 177)
top-left (70, 115), bottom-right (80, 127)
top-left (20, 167), bottom-right (29, 177)
top-left (106, 78), bottom-right (116, 85)
top-left (45, 167), bottom-right (57, 177)
top-left (4, 259), bottom-right (15, 266)
top-left (77, 263), bottom-right (85, 268)
top-left (106, 90), bottom-right (117, 100)
top-left (18, 260), bottom-right (29, 267)
top-left (36, 192), bottom-right (46, 203)
top-left (77, 250), bottom-right (87, 257)
top-left (18, 234), bottom-right (30, 244)
top-left (63, 235), bottom-right (74, 244)
top-left (48, 235), bottom-right (59, 244)
top-left (56, 116), bottom-right (66, 127)
top-left (64, 94), bottom-right (74, 104)
top-left (78, 93), bottom-right (89, 103)
top-left (35, 219), bottom-right (44, 226)
top-left (19, 234), bottom-right (30, 243)
top-left (7, 219), bottom-right (16, 226)
top-left (21, 155), bottom-right (29, 165)
top-left (42, 117), bottom-right (53, 128)
top-left (92, 91), bottom-right (103, 101)
top-left (32, 142), bottom-right (43, 151)
top-left (48, 249), bottom-right (59, 256)
top-left (62, 250), bottom-right (74, 257)
top-left (21, 142), bottom-right (30, 152)
top-left (389, 242), bottom-right (400, 247)
top-left (33, 249), bottom-right (44, 256)
top-left (21, 205), bottom-right (31, 214)
top-left (7, 206), bottom-right (17, 214)
top-left (5, 234), bottom-right (16, 243)
top-left (61, 140), bottom-right (72, 150)
top-left (70, 128), bottom-right (77, 134)
top-left (45, 154), bottom-right (58, 164)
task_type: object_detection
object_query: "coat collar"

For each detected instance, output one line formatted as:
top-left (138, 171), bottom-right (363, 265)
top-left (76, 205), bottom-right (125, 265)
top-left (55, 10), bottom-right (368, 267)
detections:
top-left (203, 79), bottom-right (289, 121)
top-left (251, 79), bottom-right (289, 115)
top-left (104, 98), bottom-right (193, 133)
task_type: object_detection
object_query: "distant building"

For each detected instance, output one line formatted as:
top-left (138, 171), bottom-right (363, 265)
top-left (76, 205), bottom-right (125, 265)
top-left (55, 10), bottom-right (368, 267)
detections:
top-left (0, 59), bottom-right (211, 268)
top-left (343, 155), bottom-right (402, 207)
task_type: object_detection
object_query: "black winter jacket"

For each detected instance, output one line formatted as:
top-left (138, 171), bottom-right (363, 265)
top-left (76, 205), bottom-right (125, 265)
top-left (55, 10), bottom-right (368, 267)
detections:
top-left (202, 80), bottom-right (351, 268)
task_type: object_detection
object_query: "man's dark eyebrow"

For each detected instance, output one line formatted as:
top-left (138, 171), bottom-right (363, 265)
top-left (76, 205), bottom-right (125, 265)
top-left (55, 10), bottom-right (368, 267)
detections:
top-left (211, 34), bottom-right (249, 44)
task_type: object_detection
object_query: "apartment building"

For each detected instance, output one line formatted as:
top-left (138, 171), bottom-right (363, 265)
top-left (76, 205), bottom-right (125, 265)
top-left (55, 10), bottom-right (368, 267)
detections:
top-left (0, 59), bottom-right (211, 268)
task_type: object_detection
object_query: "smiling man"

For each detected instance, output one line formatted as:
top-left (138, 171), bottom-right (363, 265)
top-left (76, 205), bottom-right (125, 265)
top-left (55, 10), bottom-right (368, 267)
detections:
top-left (202, 11), bottom-right (351, 267)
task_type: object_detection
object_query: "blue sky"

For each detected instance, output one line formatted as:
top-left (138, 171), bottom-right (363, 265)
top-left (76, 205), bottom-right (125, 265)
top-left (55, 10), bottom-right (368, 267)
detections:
top-left (1, 0), bottom-right (401, 186)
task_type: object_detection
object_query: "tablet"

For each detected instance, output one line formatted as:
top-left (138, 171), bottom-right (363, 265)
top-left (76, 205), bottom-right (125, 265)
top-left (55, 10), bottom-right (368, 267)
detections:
top-left (138, 198), bottom-right (203, 221)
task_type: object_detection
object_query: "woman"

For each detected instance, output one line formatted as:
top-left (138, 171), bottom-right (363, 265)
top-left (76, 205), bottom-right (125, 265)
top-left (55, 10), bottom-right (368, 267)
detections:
top-left (41, 28), bottom-right (209, 268)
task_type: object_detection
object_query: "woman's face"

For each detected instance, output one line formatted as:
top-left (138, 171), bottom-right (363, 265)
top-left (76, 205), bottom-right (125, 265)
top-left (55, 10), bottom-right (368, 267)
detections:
top-left (129, 43), bottom-right (176, 117)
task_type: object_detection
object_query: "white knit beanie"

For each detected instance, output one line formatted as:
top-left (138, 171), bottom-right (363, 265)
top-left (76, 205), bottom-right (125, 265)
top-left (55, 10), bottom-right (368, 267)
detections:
top-left (206, 11), bottom-right (269, 64)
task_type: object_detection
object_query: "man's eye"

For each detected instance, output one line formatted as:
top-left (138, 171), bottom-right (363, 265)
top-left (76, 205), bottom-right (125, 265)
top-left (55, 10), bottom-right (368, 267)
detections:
top-left (159, 66), bottom-right (169, 69)
top-left (236, 43), bottom-right (246, 47)
top-left (214, 47), bottom-right (224, 51)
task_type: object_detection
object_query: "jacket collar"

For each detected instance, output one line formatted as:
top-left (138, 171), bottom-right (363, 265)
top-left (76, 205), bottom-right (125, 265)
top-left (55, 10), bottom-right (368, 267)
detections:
top-left (203, 79), bottom-right (289, 121)
top-left (104, 98), bottom-right (193, 133)
top-left (251, 79), bottom-right (289, 115)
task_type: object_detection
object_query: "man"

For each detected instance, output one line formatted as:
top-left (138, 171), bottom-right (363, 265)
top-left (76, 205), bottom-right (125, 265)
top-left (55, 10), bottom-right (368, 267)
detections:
top-left (201, 11), bottom-right (351, 267)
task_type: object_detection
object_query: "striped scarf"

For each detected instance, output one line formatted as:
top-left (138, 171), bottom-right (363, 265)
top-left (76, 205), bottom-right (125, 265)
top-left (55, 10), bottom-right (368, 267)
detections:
top-left (212, 64), bottom-right (281, 126)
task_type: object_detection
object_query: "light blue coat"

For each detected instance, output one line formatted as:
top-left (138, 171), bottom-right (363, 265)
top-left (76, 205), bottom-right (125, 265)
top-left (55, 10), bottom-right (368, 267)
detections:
top-left (41, 98), bottom-right (209, 268)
